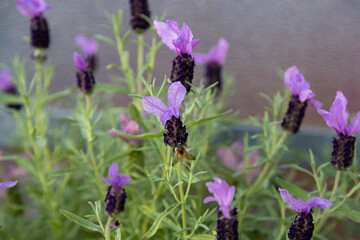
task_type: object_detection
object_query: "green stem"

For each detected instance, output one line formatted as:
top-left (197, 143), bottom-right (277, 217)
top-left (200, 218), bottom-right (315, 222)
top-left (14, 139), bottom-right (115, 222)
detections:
top-left (137, 34), bottom-right (144, 96)
top-left (147, 28), bottom-right (157, 84)
top-left (314, 170), bottom-right (341, 234)
top-left (177, 161), bottom-right (187, 239)
top-left (105, 216), bottom-right (113, 240)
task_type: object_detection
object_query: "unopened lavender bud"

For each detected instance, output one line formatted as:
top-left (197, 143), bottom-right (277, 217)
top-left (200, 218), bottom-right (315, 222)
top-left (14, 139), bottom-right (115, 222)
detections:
top-left (105, 186), bottom-right (127, 217)
top-left (31, 17), bottom-right (50, 49)
top-left (288, 211), bottom-right (314, 240)
top-left (217, 208), bottom-right (239, 240)
top-left (205, 62), bottom-right (222, 90)
top-left (101, 163), bottom-right (132, 217)
top-left (163, 116), bottom-right (188, 148)
top-left (281, 95), bottom-right (307, 134)
top-left (73, 52), bottom-right (96, 94)
top-left (331, 134), bottom-right (355, 170)
top-left (129, 0), bottom-right (151, 33)
top-left (170, 54), bottom-right (195, 93)
top-left (0, 69), bottom-right (22, 110)
top-left (108, 221), bottom-right (121, 231)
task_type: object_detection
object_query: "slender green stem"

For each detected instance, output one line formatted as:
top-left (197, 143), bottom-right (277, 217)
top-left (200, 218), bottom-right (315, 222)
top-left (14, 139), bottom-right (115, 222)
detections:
top-left (147, 28), bottom-right (157, 84)
top-left (105, 216), bottom-right (113, 240)
top-left (314, 170), bottom-right (341, 234)
top-left (276, 202), bottom-right (286, 240)
top-left (177, 161), bottom-right (187, 239)
top-left (137, 34), bottom-right (144, 96)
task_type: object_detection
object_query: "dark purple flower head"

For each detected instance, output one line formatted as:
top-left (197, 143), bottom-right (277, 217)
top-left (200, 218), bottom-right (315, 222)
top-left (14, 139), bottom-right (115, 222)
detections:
top-left (108, 114), bottom-right (143, 145)
top-left (204, 177), bottom-right (235, 219)
top-left (0, 69), bottom-right (15, 92)
top-left (193, 37), bottom-right (229, 65)
top-left (142, 82), bottom-right (186, 125)
top-left (75, 35), bottom-right (98, 59)
top-left (101, 163), bottom-right (132, 190)
top-left (278, 188), bottom-right (332, 214)
top-left (317, 91), bottom-right (360, 136)
top-left (73, 52), bottom-right (89, 71)
top-left (16, 0), bottom-right (52, 19)
top-left (0, 180), bottom-right (18, 189)
top-left (154, 20), bottom-right (200, 56)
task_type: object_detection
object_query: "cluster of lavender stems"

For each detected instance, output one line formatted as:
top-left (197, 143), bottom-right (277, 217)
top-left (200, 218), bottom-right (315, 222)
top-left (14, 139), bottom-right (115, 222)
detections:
top-left (1, 1), bottom-right (359, 240)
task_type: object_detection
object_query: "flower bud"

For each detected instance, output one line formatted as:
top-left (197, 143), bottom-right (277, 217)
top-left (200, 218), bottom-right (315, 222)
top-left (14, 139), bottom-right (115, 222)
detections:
top-left (76, 70), bottom-right (95, 95)
top-left (288, 211), bottom-right (314, 240)
top-left (331, 134), bottom-right (355, 170)
top-left (163, 116), bottom-right (188, 148)
top-left (31, 16), bottom-right (50, 49)
top-left (105, 186), bottom-right (127, 217)
top-left (129, 0), bottom-right (151, 33)
top-left (217, 208), bottom-right (239, 240)
top-left (205, 62), bottom-right (222, 90)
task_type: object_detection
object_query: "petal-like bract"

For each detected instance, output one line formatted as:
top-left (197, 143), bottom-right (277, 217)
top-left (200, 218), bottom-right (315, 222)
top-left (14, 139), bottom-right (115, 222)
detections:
top-left (75, 35), bottom-right (98, 58)
top-left (0, 180), bottom-right (18, 189)
top-left (0, 69), bottom-right (15, 92)
top-left (194, 37), bottom-right (229, 65)
top-left (101, 163), bottom-right (132, 189)
top-left (142, 96), bottom-right (167, 117)
top-left (167, 81), bottom-right (186, 109)
top-left (284, 66), bottom-right (314, 102)
top-left (16, 0), bottom-right (52, 18)
top-left (73, 52), bottom-right (89, 71)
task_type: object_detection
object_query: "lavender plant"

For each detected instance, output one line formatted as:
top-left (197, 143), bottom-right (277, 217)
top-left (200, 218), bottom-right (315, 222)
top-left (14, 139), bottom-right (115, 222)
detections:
top-left (0, 2), bottom-right (360, 240)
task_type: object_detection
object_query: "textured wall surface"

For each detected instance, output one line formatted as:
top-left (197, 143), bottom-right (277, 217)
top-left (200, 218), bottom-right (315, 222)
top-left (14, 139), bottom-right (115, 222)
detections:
top-left (1, 0), bottom-right (360, 127)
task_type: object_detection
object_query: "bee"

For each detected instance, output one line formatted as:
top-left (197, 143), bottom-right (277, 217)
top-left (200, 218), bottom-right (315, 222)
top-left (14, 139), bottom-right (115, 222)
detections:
top-left (172, 144), bottom-right (196, 166)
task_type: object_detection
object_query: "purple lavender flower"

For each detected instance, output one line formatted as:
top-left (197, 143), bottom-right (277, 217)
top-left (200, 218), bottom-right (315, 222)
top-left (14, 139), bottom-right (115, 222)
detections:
top-left (217, 141), bottom-right (261, 183)
top-left (0, 69), bottom-right (22, 110)
top-left (281, 66), bottom-right (321, 133)
top-left (317, 91), bottom-right (360, 170)
top-left (102, 163), bottom-right (132, 217)
top-left (16, 0), bottom-right (52, 49)
top-left (73, 52), bottom-right (95, 94)
top-left (278, 188), bottom-right (332, 240)
top-left (75, 35), bottom-right (98, 70)
top-left (204, 177), bottom-right (238, 239)
top-left (0, 180), bottom-right (18, 190)
top-left (143, 82), bottom-right (188, 148)
top-left (108, 114), bottom-right (143, 145)
top-left (154, 20), bottom-right (200, 93)
top-left (142, 81), bottom-right (186, 126)
top-left (193, 37), bottom-right (229, 90)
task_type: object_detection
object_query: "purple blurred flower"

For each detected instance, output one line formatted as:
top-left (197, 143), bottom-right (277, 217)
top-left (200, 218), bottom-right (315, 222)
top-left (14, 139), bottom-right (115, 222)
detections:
top-left (109, 114), bottom-right (143, 145)
top-left (101, 163), bottom-right (132, 190)
top-left (15, 0), bottom-right (52, 19)
top-left (284, 66), bottom-right (321, 107)
top-left (317, 91), bottom-right (360, 136)
top-left (142, 82), bottom-right (186, 125)
top-left (0, 180), bottom-right (18, 189)
top-left (278, 188), bottom-right (332, 214)
top-left (75, 35), bottom-right (98, 59)
top-left (193, 37), bottom-right (229, 65)
top-left (204, 177), bottom-right (235, 219)
top-left (0, 69), bottom-right (15, 92)
top-left (217, 141), bottom-right (261, 183)
top-left (153, 20), bottom-right (200, 56)
top-left (73, 52), bottom-right (89, 71)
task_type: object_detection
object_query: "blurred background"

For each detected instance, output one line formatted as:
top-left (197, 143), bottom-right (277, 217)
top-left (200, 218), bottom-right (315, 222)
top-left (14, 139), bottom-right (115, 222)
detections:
top-left (1, 0), bottom-right (360, 127)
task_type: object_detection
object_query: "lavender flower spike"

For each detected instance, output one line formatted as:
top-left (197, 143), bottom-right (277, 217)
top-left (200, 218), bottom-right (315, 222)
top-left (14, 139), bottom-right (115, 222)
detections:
top-left (102, 163), bottom-right (132, 217)
top-left (317, 91), bottom-right (360, 170)
top-left (75, 35), bottom-right (98, 71)
top-left (73, 52), bottom-right (95, 94)
top-left (0, 69), bottom-right (15, 92)
top-left (16, 0), bottom-right (52, 19)
top-left (0, 180), bottom-right (18, 189)
top-left (142, 81), bottom-right (186, 126)
top-left (278, 188), bottom-right (332, 240)
top-left (204, 178), bottom-right (238, 239)
top-left (109, 114), bottom-right (143, 145)
top-left (281, 66), bottom-right (320, 133)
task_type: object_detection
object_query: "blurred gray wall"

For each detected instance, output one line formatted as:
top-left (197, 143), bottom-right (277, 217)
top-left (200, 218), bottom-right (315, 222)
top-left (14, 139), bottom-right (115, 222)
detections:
top-left (2, 0), bottom-right (360, 127)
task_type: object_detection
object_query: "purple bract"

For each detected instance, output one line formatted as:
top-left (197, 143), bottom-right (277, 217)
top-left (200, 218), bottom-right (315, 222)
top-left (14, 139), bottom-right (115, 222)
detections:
top-left (153, 20), bottom-right (200, 56)
top-left (193, 37), bottom-right (229, 65)
top-left (75, 35), bottom-right (98, 59)
top-left (0, 69), bottom-right (15, 92)
top-left (101, 163), bottom-right (132, 190)
top-left (204, 177), bottom-right (235, 219)
top-left (278, 188), bottom-right (332, 214)
top-left (0, 180), bottom-right (18, 189)
top-left (108, 114), bottom-right (143, 145)
top-left (73, 52), bottom-right (89, 71)
top-left (15, 0), bottom-right (52, 19)
top-left (142, 82), bottom-right (186, 125)
top-left (317, 91), bottom-right (360, 136)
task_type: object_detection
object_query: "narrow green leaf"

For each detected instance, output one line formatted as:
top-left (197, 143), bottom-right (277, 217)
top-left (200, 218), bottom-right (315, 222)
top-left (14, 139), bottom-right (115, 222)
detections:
top-left (60, 210), bottom-right (103, 234)
top-left (283, 164), bottom-right (313, 177)
top-left (95, 34), bottom-right (116, 48)
top-left (0, 93), bottom-right (23, 104)
top-left (96, 83), bottom-right (129, 94)
top-left (42, 85), bottom-right (77, 105)
top-left (186, 110), bottom-right (232, 128)
top-left (112, 128), bottom-right (163, 140)
top-left (142, 203), bottom-right (180, 239)
top-left (337, 208), bottom-right (360, 223)
top-left (189, 234), bottom-right (214, 240)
